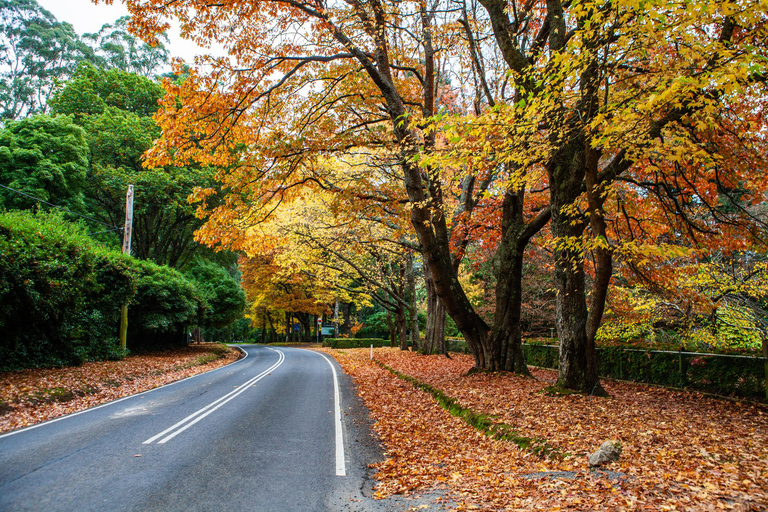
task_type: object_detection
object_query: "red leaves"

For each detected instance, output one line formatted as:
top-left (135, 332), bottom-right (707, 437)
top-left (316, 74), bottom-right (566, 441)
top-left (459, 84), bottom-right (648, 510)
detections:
top-left (322, 347), bottom-right (768, 510)
top-left (0, 344), bottom-right (241, 434)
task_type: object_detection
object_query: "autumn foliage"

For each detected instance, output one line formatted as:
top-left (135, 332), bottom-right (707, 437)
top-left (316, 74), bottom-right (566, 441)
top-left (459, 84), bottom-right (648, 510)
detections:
top-left (323, 347), bottom-right (768, 510)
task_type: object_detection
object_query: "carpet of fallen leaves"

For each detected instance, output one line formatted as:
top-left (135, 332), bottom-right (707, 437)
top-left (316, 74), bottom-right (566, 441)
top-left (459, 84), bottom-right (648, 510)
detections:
top-left (0, 343), bottom-right (241, 434)
top-left (319, 347), bottom-right (768, 511)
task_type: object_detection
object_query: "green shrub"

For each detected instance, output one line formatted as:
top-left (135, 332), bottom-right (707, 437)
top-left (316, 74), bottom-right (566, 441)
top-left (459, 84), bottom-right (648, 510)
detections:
top-left (322, 338), bottom-right (391, 349)
top-left (0, 211), bottom-right (206, 370)
top-left (522, 343), bottom-right (766, 399)
top-left (0, 211), bottom-right (130, 369)
top-left (126, 258), bottom-right (201, 350)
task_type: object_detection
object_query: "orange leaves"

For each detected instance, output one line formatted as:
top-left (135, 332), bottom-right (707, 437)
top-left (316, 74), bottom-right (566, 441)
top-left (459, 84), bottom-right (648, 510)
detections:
top-left (0, 344), bottom-right (241, 434)
top-left (322, 347), bottom-right (768, 510)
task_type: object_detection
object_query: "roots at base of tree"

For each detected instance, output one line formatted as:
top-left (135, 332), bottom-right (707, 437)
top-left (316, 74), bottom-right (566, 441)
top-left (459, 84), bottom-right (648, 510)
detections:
top-left (550, 381), bottom-right (611, 398)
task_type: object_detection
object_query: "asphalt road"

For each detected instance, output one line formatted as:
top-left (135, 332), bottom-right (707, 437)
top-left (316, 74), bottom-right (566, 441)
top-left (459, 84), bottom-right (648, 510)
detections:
top-left (0, 345), bottom-right (396, 512)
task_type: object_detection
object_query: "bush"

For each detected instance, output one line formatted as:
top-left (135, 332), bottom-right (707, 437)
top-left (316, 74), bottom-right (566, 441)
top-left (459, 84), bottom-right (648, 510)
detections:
top-left (322, 338), bottom-right (391, 349)
top-left (126, 259), bottom-right (201, 350)
top-left (0, 211), bottom-right (206, 370)
top-left (0, 211), bottom-right (131, 369)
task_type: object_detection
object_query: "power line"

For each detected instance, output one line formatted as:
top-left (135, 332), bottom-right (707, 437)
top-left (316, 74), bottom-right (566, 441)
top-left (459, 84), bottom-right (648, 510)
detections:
top-left (0, 182), bottom-right (121, 230)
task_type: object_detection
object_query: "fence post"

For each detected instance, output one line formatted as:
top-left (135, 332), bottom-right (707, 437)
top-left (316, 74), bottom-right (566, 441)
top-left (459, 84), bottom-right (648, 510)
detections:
top-left (764, 358), bottom-right (768, 400)
top-left (678, 351), bottom-right (684, 388)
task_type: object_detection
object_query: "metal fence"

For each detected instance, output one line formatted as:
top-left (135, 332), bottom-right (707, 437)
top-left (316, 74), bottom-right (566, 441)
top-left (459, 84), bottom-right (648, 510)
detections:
top-left (523, 344), bottom-right (768, 400)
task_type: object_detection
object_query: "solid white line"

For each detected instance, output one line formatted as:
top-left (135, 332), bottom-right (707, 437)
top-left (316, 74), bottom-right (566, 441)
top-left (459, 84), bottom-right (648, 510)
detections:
top-left (0, 345), bottom-right (250, 441)
top-left (144, 348), bottom-right (284, 444)
top-left (318, 352), bottom-right (346, 477)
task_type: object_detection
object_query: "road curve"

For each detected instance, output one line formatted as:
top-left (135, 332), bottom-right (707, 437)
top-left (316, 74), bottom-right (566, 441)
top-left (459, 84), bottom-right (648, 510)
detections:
top-left (0, 345), bottom-right (384, 512)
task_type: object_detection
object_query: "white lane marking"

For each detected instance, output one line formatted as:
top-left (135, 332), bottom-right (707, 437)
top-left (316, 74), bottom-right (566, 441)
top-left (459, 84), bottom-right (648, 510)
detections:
top-left (318, 352), bottom-right (346, 477)
top-left (144, 348), bottom-right (284, 444)
top-left (0, 345), bottom-right (250, 441)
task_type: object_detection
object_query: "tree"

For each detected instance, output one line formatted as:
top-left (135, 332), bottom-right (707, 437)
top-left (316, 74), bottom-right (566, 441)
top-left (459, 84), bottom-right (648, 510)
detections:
top-left (185, 257), bottom-right (247, 331)
top-left (0, 0), bottom-right (92, 119)
top-left (441, 0), bottom-right (768, 392)
top-left (111, 0), bottom-right (768, 393)
top-left (0, 114), bottom-right (88, 213)
top-left (83, 16), bottom-right (169, 78)
top-left (50, 64), bottom-right (216, 268)
top-left (49, 62), bottom-right (165, 118)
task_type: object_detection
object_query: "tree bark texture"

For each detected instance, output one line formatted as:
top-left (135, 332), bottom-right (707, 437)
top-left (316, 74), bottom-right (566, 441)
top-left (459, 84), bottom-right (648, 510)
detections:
top-left (548, 140), bottom-right (605, 395)
top-left (486, 187), bottom-right (537, 374)
top-left (422, 268), bottom-right (447, 355)
top-left (406, 250), bottom-right (420, 351)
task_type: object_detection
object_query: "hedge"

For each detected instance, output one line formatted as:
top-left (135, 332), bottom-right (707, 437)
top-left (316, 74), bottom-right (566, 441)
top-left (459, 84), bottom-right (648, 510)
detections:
top-left (523, 343), bottom-right (767, 400)
top-left (322, 338), bottom-right (392, 349)
top-left (0, 211), bottom-right (204, 370)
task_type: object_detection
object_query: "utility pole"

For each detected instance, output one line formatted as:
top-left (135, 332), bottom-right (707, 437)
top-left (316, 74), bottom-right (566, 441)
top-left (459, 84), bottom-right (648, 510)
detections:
top-left (119, 185), bottom-right (134, 351)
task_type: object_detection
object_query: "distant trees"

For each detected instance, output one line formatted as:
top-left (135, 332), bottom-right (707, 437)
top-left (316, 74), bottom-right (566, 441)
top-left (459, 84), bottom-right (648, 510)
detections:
top-left (83, 16), bottom-right (169, 77)
top-left (49, 64), bottom-right (217, 268)
top-left (0, 0), bottom-right (92, 119)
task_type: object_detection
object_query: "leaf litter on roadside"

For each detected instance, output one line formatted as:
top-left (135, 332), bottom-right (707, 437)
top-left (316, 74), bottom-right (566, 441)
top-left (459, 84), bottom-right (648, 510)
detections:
top-left (0, 343), bottom-right (241, 434)
top-left (318, 347), bottom-right (768, 511)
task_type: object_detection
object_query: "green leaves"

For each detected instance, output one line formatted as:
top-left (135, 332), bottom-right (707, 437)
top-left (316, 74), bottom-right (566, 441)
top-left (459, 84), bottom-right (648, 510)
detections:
top-left (0, 114), bottom-right (89, 213)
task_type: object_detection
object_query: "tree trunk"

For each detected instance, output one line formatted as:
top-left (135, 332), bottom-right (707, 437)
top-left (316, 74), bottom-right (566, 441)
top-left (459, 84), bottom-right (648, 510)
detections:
top-left (297, 312), bottom-right (311, 342)
top-left (549, 142), bottom-right (605, 395)
top-left (340, 302), bottom-right (352, 336)
top-left (406, 250), bottom-right (420, 351)
top-left (266, 312), bottom-right (276, 343)
top-left (333, 298), bottom-right (340, 338)
top-left (285, 312), bottom-right (291, 343)
top-left (585, 146), bottom-right (613, 349)
top-left (260, 311), bottom-right (266, 344)
top-left (396, 303), bottom-right (408, 350)
top-left (422, 266), bottom-right (447, 355)
top-left (486, 186), bottom-right (534, 374)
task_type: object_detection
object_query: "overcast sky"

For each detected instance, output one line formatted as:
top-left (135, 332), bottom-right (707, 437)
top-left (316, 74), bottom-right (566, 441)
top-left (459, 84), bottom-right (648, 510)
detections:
top-left (36, 0), bottom-right (221, 64)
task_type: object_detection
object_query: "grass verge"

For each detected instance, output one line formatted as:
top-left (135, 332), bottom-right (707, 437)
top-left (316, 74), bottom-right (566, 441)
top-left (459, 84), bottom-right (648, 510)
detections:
top-left (376, 360), bottom-right (559, 458)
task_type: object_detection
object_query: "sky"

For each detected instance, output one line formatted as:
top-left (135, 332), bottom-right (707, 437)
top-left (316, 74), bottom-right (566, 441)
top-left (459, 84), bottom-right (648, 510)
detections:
top-left (36, 0), bottom-right (222, 64)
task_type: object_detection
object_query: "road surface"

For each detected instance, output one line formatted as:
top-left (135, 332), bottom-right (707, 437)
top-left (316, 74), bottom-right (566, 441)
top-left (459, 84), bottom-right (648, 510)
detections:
top-left (0, 345), bottom-right (394, 511)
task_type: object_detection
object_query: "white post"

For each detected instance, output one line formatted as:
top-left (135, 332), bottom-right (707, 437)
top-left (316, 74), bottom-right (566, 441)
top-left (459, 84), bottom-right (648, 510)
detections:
top-left (370, 344), bottom-right (373, 360)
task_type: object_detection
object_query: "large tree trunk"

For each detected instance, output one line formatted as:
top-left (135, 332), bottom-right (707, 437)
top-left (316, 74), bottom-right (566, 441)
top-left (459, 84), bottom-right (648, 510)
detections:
top-left (585, 146), bottom-right (613, 348)
top-left (421, 266), bottom-right (446, 355)
top-left (486, 186), bottom-right (536, 374)
top-left (549, 141), bottom-right (605, 395)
